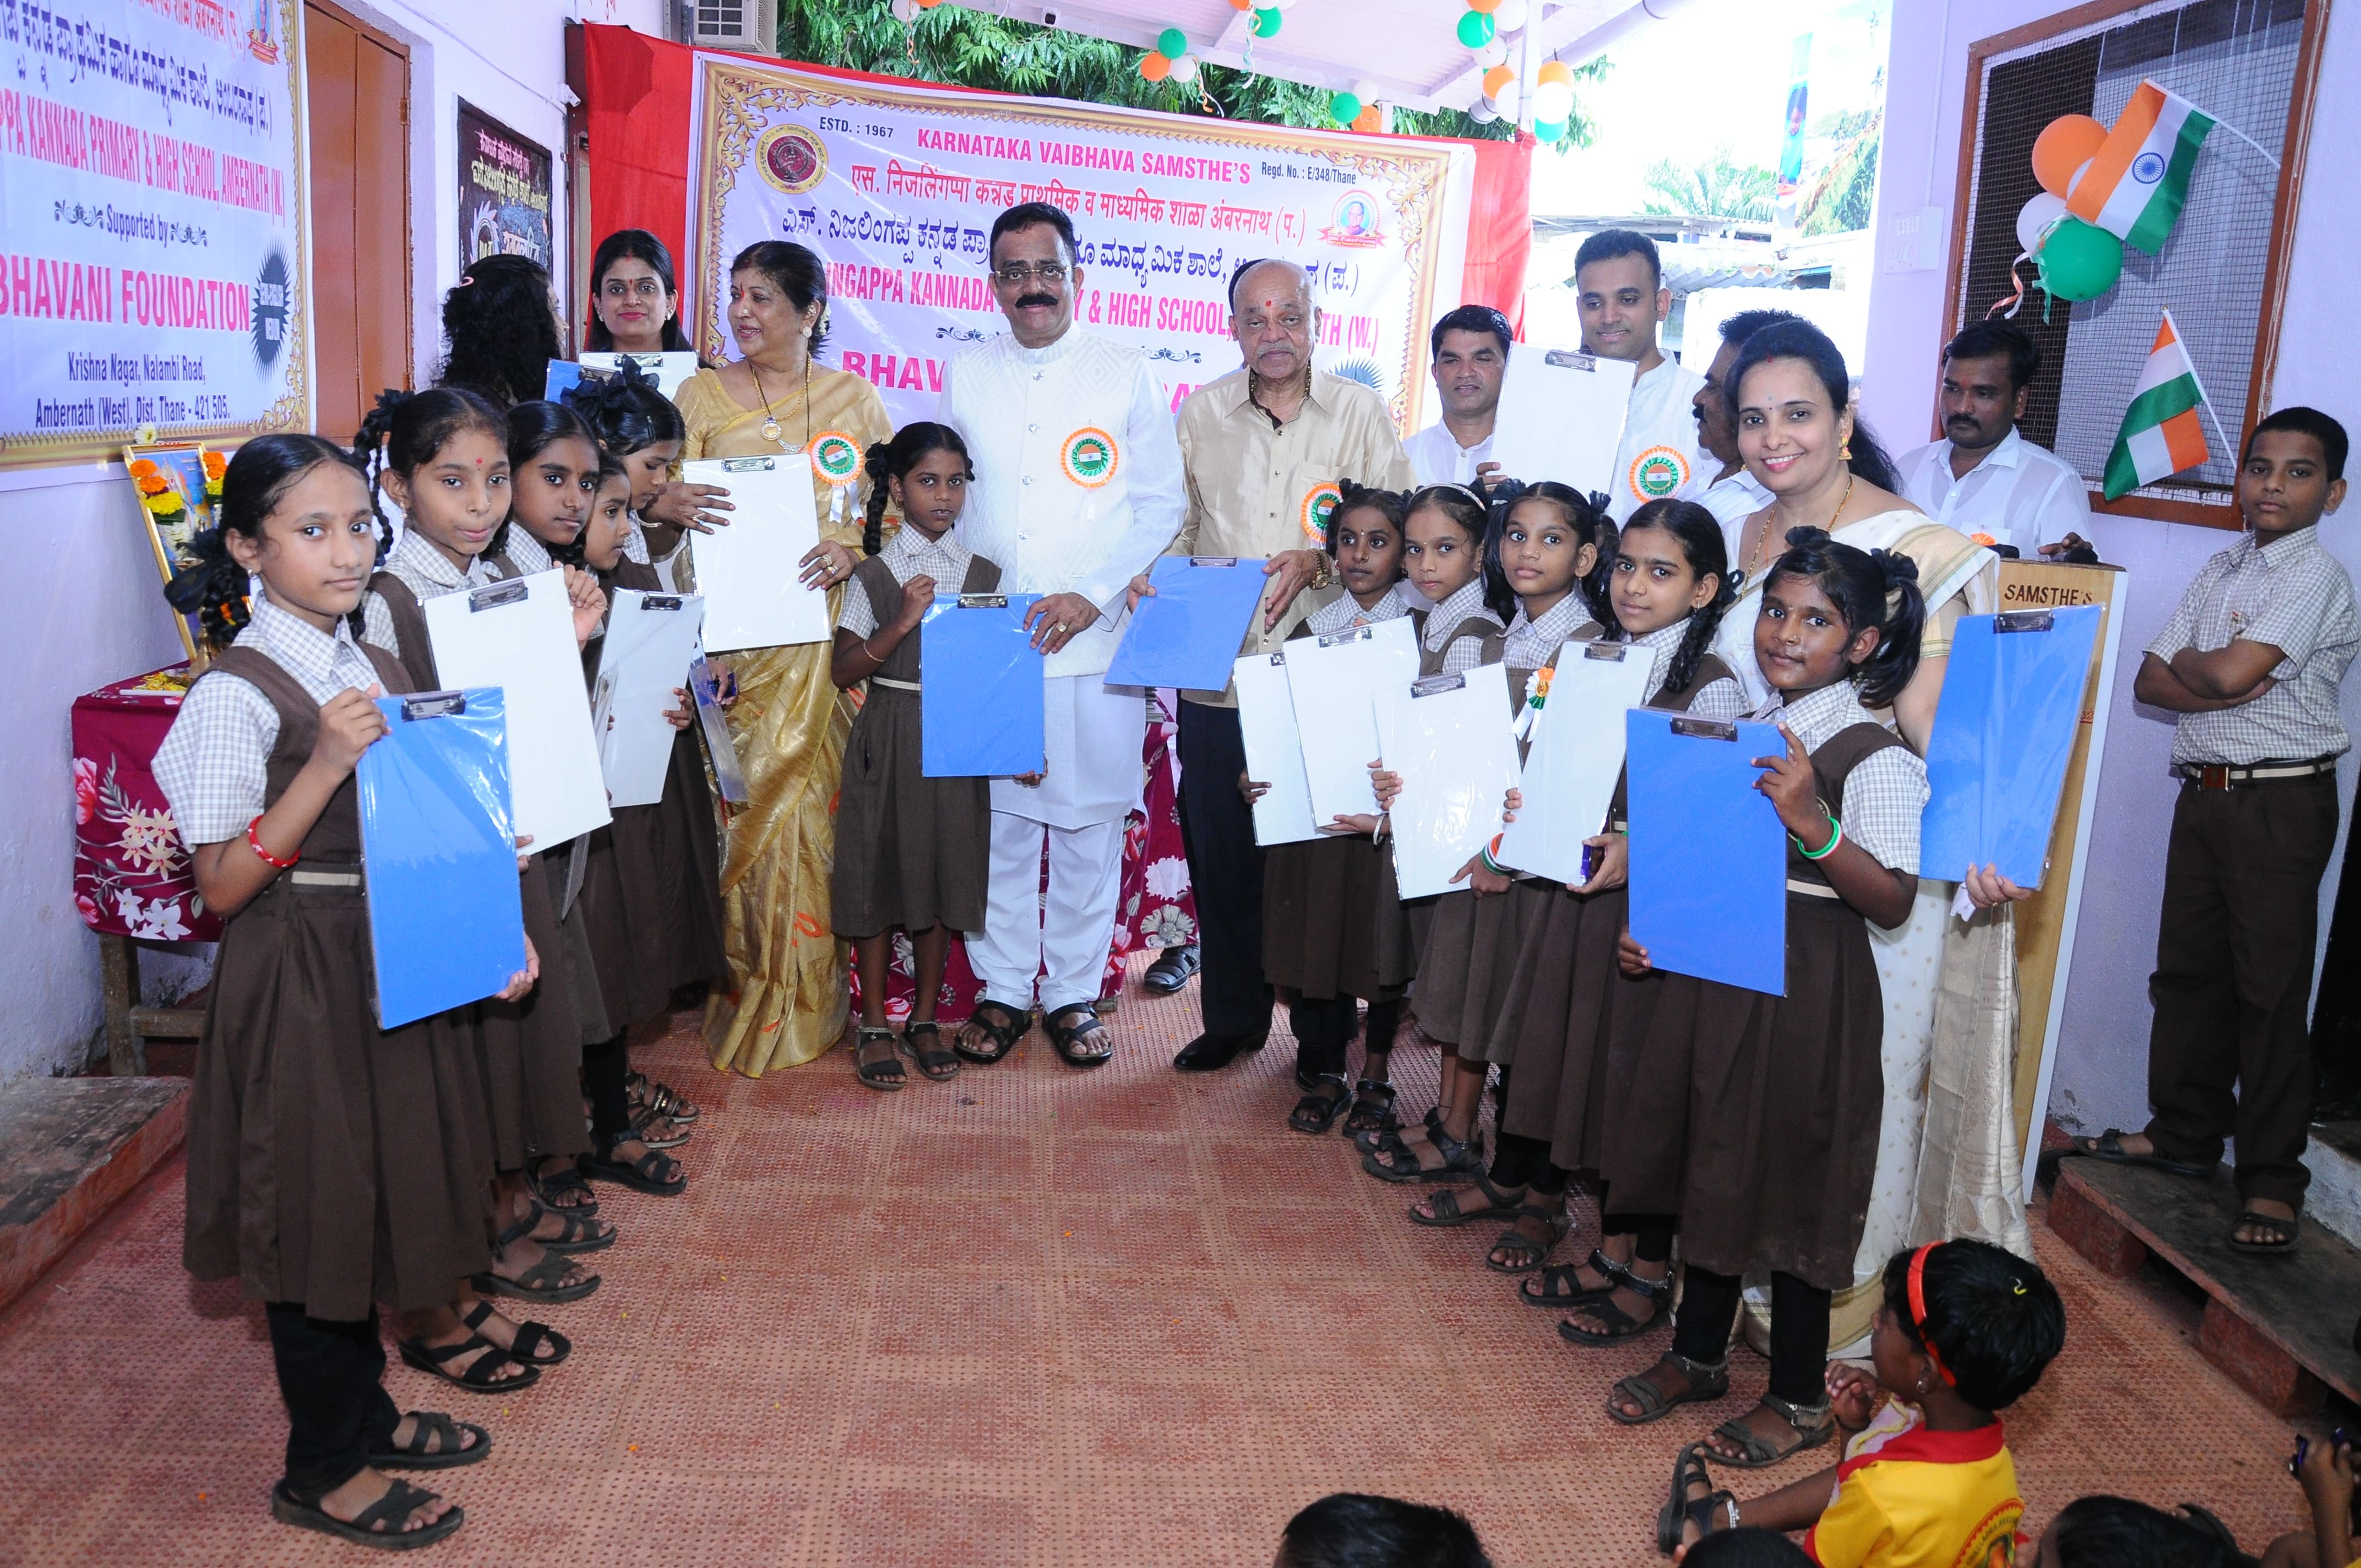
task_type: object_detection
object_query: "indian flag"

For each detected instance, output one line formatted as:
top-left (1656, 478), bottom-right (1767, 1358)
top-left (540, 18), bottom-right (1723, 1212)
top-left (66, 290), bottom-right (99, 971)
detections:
top-left (2068, 81), bottom-right (2215, 254)
top-left (2103, 313), bottom-right (2213, 500)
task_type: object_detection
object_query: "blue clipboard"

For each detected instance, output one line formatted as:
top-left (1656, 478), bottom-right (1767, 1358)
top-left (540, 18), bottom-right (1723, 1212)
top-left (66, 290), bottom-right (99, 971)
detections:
top-left (542, 360), bottom-right (618, 404)
top-left (1625, 709), bottom-right (1787, 995)
top-left (1105, 555), bottom-right (1270, 690)
top-left (356, 689), bottom-right (529, 1029)
top-left (920, 593), bottom-right (1045, 776)
top-left (1921, 605), bottom-right (2102, 888)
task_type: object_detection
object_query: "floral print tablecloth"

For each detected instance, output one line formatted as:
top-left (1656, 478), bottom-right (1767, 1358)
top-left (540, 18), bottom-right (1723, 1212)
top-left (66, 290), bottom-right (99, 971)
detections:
top-left (72, 666), bottom-right (220, 943)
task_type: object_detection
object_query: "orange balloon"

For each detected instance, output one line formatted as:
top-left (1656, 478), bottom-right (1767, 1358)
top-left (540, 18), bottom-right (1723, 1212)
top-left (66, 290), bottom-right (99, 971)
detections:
top-left (1481, 63), bottom-right (1515, 97)
top-left (1229, 0), bottom-right (1253, 9)
top-left (2031, 115), bottom-right (2109, 198)
top-left (1467, 0), bottom-right (1500, 10)
top-left (1140, 51), bottom-right (1171, 82)
top-left (1537, 59), bottom-right (1574, 88)
top-left (1352, 104), bottom-right (1383, 133)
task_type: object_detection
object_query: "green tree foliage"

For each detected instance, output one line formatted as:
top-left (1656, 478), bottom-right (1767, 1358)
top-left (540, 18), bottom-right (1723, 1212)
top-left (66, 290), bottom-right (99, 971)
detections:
top-left (1796, 107), bottom-right (1881, 236)
top-left (777, 1), bottom-right (1593, 147)
top-left (1640, 146), bottom-right (1776, 221)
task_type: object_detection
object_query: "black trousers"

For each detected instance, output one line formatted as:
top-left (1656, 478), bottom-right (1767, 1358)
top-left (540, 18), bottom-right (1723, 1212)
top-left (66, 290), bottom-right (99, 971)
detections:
top-left (584, 1029), bottom-right (630, 1144)
top-left (1671, 1267), bottom-right (1830, 1408)
top-left (1177, 701), bottom-right (1272, 1038)
top-left (2144, 774), bottom-right (2341, 1207)
top-left (265, 1303), bottom-right (400, 1498)
top-left (1291, 995), bottom-right (1402, 1081)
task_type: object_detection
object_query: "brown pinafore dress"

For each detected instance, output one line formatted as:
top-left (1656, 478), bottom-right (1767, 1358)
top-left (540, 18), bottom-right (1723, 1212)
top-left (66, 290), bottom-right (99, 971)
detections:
top-left (554, 559), bottom-right (732, 1032)
top-left (1489, 651), bottom-right (1737, 1175)
top-left (366, 570), bottom-right (591, 1168)
top-left (1623, 719), bottom-right (1903, 1290)
top-left (181, 645), bottom-right (494, 1319)
top-left (829, 551), bottom-right (1002, 939)
top-left (1261, 618), bottom-right (1416, 1006)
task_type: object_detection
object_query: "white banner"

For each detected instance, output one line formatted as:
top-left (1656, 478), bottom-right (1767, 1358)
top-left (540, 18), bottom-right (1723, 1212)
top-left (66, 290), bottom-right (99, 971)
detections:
top-left (0, 0), bottom-right (306, 467)
top-left (687, 56), bottom-right (1472, 429)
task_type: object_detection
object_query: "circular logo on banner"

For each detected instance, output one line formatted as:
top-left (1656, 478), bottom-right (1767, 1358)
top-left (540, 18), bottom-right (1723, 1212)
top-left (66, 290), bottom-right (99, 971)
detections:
top-left (1628, 445), bottom-right (1691, 500)
top-left (755, 123), bottom-right (828, 195)
top-left (1301, 481), bottom-right (1343, 543)
top-left (1061, 428), bottom-right (1119, 487)
top-left (2131, 150), bottom-right (2167, 186)
top-left (252, 249), bottom-right (290, 368)
top-left (810, 430), bottom-right (863, 486)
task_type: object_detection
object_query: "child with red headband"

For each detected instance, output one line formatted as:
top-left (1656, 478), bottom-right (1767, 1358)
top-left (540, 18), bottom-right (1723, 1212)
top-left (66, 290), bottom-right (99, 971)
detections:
top-left (1662, 1239), bottom-right (2066, 1565)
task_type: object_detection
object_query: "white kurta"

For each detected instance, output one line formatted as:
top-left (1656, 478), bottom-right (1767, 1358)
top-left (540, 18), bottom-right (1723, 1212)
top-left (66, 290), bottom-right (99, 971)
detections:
top-left (1607, 358), bottom-right (1708, 522)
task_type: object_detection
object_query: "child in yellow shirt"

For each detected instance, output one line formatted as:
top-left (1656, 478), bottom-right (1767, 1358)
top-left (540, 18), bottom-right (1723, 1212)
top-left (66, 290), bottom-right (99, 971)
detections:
top-left (1665, 1239), bottom-right (2066, 1565)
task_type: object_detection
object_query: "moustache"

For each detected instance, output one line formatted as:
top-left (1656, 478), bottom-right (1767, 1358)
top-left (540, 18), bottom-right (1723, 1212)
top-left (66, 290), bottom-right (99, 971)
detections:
top-left (1015, 293), bottom-right (1058, 310)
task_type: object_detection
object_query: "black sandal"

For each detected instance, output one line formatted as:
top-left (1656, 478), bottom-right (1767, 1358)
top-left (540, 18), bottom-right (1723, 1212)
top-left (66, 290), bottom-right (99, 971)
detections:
top-left (2229, 1209), bottom-right (2300, 1254)
top-left (533, 1201), bottom-right (615, 1256)
top-left (271, 1477), bottom-right (465, 1550)
top-left (583, 1131), bottom-right (686, 1196)
top-left (629, 1108), bottom-right (692, 1150)
top-left (1044, 1002), bottom-right (1114, 1067)
top-left (1362, 1122), bottom-right (1482, 1184)
top-left (1288, 1072), bottom-right (1351, 1133)
top-left (468, 1209), bottom-right (599, 1303)
top-left (1520, 1248), bottom-right (1625, 1309)
top-left (625, 1069), bottom-right (699, 1124)
top-left (854, 1026), bottom-right (905, 1091)
top-left (1705, 1394), bottom-right (1837, 1469)
top-left (2067, 1128), bottom-right (2208, 1177)
top-left (371, 1411), bottom-right (492, 1472)
top-left (461, 1299), bottom-right (570, 1367)
top-left (1605, 1352), bottom-right (1729, 1427)
top-left (904, 1021), bottom-right (961, 1081)
top-left (1487, 1202), bottom-right (1569, 1275)
top-left (1407, 1174), bottom-right (1527, 1228)
top-left (1557, 1262), bottom-right (1672, 1342)
top-left (527, 1159), bottom-right (598, 1217)
top-left (397, 1332), bottom-right (538, 1395)
top-left (1656, 1444), bottom-right (1738, 1555)
top-left (955, 999), bottom-right (1031, 1064)
top-left (1342, 1079), bottom-right (1399, 1137)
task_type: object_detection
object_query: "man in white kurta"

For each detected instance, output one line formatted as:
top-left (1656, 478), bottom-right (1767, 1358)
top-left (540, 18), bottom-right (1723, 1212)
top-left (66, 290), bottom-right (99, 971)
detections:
top-left (937, 203), bottom-right (1183, 1059)
top-left (1575, 229), bottom-right (1708, 522)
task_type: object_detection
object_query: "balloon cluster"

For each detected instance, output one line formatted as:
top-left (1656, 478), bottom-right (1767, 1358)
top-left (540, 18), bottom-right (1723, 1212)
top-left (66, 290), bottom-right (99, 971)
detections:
top-left (1462, 0), bottom-right (1559, 138)
top-left (1330, 79), bottom-right (1388, 133)
top-left (2016, 114), bottom-right (2122, 306)
top-left (1138, 25), bottom-right (1203, 85)
top-left (1225, 0), bottom-right (1292, 40)
top-left (888, 0), bottom-right (944, 19)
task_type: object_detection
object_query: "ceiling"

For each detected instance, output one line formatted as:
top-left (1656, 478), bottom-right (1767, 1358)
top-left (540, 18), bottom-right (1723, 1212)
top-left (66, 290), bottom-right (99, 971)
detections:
top-left (956, 0), bottom-right (1663, 112)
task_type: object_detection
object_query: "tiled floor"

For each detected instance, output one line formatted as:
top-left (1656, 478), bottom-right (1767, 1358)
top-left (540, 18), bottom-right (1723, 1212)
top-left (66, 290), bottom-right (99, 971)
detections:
top-left (0, 957), bottom-right (2320, 1566)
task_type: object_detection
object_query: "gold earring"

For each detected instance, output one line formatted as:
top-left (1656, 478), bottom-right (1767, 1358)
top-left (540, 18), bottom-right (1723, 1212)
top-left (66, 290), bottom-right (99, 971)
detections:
top-left (1840, 438), bottom-right (1853, 461)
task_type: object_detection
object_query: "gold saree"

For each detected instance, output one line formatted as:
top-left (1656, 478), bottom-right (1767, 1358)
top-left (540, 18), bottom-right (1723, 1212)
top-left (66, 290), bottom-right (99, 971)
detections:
top-left (678, 367), bottom-right (893, 1077)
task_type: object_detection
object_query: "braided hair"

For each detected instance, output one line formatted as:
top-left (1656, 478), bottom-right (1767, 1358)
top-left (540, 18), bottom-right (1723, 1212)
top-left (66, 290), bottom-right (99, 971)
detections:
top-left (1324, 481), bottom-right (1409, 559)
top-left (560, 359), bottom-right (686, 458)
top-left (352, 385), bottom-right (508, 555)
top-left (164, 435), bottom-right (369, 650)
top-left (1763, 525), bottom-right (1926, 707)
top-left (1486, 480), bottom-right (1617, 625)
top-left (861, 422), bottom-right (973, 557)
top-left (436, 254), bottom-right (562, 409)
top-left (1406, 483), bottom-right (1513, 623)
top-left (1613, 498), bottom-right (1736, 695)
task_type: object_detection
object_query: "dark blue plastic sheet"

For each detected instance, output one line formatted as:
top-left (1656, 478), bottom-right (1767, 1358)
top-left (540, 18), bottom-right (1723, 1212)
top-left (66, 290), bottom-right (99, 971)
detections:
top-left (1104, 556), bottom-right (1270, 691)
top-left (1625, 709), bottom-right (1788, 995)
top-left (921, 594), bottom-right (1046, 777)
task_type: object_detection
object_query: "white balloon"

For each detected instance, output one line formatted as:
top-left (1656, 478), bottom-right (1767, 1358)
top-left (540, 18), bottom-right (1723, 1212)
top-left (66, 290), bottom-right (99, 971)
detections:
top-left (1353, 79), bottom-right (1385, 103)
top-left (891, 0), bottom-right (918, 19)
top-left (1531, 79), bottom-right (1573, 121)
top-left (1488, 86), bottom-right (1520, 118)
top-left (2016, 191), bottom-right (2069, 254)
top-left (1169, 53), bottom-right (1200, 84)
top-left (1492, 0), bottom-right (1529, 32)
top-left (2066, 156), bottom-right (2093, 198)
top-left (1470, 100), bottom-right (1500, 124)
top-left (1472, 37), bottom-right (1507, 67)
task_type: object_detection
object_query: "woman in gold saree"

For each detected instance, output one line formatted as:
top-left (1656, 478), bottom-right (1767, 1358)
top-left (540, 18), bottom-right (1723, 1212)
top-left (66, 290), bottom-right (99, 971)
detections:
top-left (659, 241), bottom-right (892, 1077)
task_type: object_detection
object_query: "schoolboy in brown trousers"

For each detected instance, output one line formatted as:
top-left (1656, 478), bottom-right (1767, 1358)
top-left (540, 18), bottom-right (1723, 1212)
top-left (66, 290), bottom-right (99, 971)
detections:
top-left (2075, 407), bottom-right (2354, 1254)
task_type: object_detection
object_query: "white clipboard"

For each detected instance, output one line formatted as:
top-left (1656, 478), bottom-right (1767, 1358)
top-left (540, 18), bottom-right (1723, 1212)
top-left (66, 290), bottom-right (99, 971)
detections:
top-left (1233, 652), bottom-right (1320, 846)
top-left (580, 351), bottom-right (699, 400)
top-left (1496, 642), bottom-right (1652, 886)
top-left (592, 589), bottom-right (706, 808)
top-left (423, 569), bottom-right (613, 851)
top-left (681, 455), bottom-right (831, 652)
top-left (1489, 347), bottom-right (1636, 497)
top-left (1374, 662), bottom-right (1521, 901)
top-left (1283, 616), bottom-right (1418, 824)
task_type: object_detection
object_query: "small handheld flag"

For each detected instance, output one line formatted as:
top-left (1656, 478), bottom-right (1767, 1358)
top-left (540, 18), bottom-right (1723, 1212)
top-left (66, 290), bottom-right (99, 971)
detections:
top-left (2067, 81), bottom-right (2215, 255)
top-left (2103, 312), bottom-right (2227, 500)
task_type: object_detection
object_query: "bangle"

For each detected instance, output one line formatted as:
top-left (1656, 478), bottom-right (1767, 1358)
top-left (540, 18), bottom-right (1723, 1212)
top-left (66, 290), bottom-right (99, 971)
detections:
top-left (247, 815), bottom-right (299, 869)
top-left (1478, 832), bottom-right (1511, 878)
top-left (1796, 815), bottom-right (1843, 860)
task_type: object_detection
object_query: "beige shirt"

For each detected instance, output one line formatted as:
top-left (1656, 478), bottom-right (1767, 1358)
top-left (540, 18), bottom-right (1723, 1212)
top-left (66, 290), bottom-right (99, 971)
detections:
top-left (1173, 367), bottom-right (1417, 705)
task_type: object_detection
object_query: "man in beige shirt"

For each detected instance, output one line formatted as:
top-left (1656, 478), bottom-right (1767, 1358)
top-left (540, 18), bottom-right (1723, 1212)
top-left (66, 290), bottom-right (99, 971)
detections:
top-left (1165, 257), bottom-right (1416, 1072)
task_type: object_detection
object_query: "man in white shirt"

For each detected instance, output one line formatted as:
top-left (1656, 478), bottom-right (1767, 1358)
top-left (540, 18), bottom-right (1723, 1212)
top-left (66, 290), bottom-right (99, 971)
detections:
top-left (1406, 304), bottom-right (1514, 489)
top-left (1893, 322), bottom-right (2093, 559)
top-left (935, 202), bottom-right (1184, 1066)
top-left (1578, 230), bottom-right (1708, 521)
top-left (1683, 307), bottom-right (1793, 551)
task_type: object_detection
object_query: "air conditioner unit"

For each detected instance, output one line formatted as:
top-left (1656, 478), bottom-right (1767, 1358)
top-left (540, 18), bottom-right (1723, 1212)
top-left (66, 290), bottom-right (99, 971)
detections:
top-left (671, 0), bottom-right (779, 55)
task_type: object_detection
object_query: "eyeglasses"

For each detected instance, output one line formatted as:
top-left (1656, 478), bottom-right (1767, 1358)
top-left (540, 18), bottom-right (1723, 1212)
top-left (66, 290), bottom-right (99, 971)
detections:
top-left (992, 261), bottom-right (1069, 286)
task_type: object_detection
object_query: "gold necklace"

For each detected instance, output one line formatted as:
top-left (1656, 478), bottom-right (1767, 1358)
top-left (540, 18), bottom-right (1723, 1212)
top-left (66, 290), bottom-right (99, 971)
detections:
top-left (747, 355), bottom-right (811, 451)
top-left (1748, 473), bottom-right (1854, 578)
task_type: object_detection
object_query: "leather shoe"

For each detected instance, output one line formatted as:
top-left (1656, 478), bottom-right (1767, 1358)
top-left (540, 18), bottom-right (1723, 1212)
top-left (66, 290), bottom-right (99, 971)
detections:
top-left (1172, 1028), bottom-right (1267, 1072)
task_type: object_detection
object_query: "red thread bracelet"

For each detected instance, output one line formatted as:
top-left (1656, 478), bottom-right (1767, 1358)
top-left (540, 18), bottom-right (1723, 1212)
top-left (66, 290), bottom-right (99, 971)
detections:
top-left (247, 815), bottom-right (300, 869)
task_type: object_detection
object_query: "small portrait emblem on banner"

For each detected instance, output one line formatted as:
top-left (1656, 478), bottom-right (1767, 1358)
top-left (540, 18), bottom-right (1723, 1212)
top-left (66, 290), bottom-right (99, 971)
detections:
top-left (757, 123), bottom-right (829, 195)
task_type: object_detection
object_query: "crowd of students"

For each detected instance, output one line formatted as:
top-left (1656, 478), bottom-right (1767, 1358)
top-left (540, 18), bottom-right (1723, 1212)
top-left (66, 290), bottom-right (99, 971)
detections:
top-left (148, 199), bottom-right (2358, 1559)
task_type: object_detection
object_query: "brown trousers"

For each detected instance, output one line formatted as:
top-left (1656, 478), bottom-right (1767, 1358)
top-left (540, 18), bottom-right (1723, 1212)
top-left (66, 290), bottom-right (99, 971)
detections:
top-left (2144, 772), bottom-right (2341, 1207)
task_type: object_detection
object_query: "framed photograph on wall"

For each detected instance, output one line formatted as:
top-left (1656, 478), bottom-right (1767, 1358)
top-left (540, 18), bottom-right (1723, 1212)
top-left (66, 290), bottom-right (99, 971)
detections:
top-left (124, 442), bottom-right (226, 668)
top-left (459, 100), bottom-right (554, 270)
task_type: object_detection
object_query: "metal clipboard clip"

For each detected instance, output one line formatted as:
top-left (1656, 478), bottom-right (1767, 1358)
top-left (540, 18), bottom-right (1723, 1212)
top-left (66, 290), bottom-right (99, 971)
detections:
top-left (1318, 625), bottom-right (1374, 648)
top-left (718, 456), bottom-right (776, 473)
top-left (400, 691), bottom-right (468, 720)
top-left (1411, 674), bottom-right (1466, 698)
top-left (1188, 556), bottom-right (1240, 568)
top-left (1544, 349), bottom-right (1601, 372)
top-left (958, 594), bottom-right (1010, 608)
top-left (639, 594), bottom-right (685, 612)
top-left (466, 580), bottom-right (528, 612)
top-left (1669, 716), bottom-right (1738, 741)
top-left (1582, 643), bottom-right (1629, 661)
top-left (1994, 611), bottom-right (2055, 634)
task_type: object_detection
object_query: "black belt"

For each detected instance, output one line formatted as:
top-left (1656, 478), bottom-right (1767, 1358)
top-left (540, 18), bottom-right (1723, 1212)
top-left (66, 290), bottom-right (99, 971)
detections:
top-left (2173, 758), bottom-right (2338, 789)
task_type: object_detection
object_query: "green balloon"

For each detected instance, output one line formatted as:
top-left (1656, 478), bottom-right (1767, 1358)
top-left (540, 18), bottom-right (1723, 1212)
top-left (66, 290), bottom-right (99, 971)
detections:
top-left (1157, 26), bottom-right (1188, 58)
top-left (1250, 7), bottom-right (1281, 37)
top-left (1456, 9), bottom-right (1495, 47)
top-left (1330, 91), bottom-right (1363, 125)
top-left (1533, 116), bottom-right (1568, 144)
top-left (2037, 216), bottom-right (2123, 302)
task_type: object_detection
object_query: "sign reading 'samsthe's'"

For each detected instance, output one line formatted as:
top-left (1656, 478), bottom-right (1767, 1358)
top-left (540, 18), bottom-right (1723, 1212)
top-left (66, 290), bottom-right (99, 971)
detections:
top-left (0, 0), bottom-right (306, 467)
